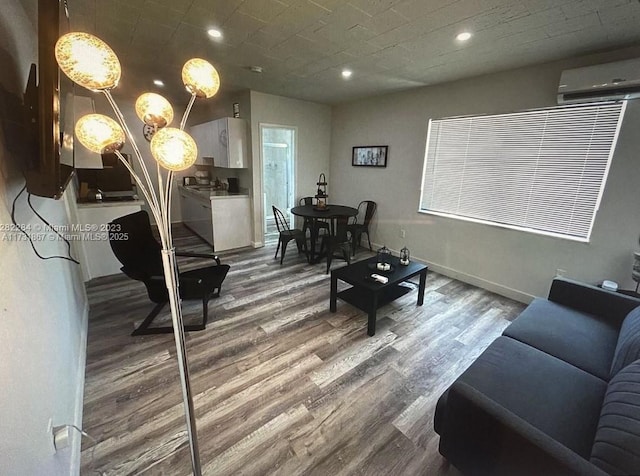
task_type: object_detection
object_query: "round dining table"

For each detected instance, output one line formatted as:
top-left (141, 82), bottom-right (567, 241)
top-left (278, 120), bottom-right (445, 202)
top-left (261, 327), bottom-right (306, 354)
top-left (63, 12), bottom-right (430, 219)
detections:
top-left (291, 204), bottom-right (358, 264)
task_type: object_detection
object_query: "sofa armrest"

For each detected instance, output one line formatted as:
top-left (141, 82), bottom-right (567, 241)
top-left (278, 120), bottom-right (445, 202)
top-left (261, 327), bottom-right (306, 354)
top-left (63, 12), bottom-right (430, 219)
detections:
top-left (440, 381), bottom-right (607, 476)
top-left (548, 277), bottom-right (640, 327)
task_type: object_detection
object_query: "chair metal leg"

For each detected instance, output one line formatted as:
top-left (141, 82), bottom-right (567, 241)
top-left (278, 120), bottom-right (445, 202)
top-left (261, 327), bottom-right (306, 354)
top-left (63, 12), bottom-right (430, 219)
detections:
top-left (281, 239), bottom-right (289, 265)
top-left (366, 230), bottom-right (372, 251)
top-left (274, 238), bottom-right (281, 259)
top-left (352, 231), bottom-right (361, 256)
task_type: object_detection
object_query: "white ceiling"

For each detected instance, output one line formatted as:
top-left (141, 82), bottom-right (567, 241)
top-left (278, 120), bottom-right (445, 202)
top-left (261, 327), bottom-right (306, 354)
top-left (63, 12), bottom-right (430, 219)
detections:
top-left (68, 0), bottom-right (640, 104)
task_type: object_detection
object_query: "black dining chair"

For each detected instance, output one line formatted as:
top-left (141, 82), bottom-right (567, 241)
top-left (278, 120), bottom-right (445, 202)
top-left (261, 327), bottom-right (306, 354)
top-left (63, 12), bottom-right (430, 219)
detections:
top-left (321, 214), bottom-right (352, 273)
top-left (348, 200), bottom-right (377, 256)
top-left (108, 210), bottom-right (230, 336)
top-left (273, 205), bottom-right (307, 265)
top-left (299, 196), bottom-right (330, 239)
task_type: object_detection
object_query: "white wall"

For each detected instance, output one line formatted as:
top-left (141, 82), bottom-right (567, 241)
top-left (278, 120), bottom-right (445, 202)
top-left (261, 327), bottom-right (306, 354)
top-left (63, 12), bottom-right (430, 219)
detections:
top-left (249, 91), bottom-right (332, 245)
top-left (330, 46), bottom-right (640, 302)
top-left (0, 1), bottom-right (88, 473)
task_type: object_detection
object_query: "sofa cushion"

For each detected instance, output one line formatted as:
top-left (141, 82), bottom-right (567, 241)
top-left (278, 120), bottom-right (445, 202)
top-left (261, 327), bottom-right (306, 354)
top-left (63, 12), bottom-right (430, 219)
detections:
top-left (456, 336), bottom-right (608, 458)
top-left (590, 359), bottom-right (640, 474)
top-left (610, 307), bottom-right (640, 377)
top-left (503, 298), bottom-right (619, 381)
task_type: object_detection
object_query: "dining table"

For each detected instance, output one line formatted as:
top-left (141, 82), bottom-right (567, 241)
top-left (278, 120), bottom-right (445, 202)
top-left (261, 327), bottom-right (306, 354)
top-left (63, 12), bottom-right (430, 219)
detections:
top-left (291, 204), bottom-right (358, 264)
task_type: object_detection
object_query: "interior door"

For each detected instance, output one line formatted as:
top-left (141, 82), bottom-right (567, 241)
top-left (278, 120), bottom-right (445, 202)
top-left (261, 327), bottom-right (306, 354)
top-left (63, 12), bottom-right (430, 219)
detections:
top-left (261, 125), bottom-right (296, 240)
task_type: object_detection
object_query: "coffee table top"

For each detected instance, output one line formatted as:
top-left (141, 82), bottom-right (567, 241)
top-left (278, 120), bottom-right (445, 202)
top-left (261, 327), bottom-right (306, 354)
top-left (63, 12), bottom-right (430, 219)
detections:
top-left (332, 255), bottom-right (428, 290)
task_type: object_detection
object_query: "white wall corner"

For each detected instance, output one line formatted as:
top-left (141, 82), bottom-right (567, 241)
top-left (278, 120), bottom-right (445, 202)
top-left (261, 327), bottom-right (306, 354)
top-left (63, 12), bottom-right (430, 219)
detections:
top-left (69, 299), bottom-right (89, 476)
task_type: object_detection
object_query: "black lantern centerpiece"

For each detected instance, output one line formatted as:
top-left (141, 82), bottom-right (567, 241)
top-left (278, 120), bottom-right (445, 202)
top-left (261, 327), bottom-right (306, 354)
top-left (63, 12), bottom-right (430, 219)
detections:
top-left (376, 245), bottom-right (392, 271)
top-left (314, 173), bottom-right (328, 210)
top-left (400, 246), bottom-right (410, 266)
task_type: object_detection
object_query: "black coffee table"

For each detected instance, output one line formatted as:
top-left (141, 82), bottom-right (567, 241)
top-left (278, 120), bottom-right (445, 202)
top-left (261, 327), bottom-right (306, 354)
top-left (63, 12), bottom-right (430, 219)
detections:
top-left (330, 256), bottom-right (428, 336)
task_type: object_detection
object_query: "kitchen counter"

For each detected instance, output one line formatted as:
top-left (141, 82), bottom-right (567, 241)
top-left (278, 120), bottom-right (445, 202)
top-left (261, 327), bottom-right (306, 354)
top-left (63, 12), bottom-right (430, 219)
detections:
top-left (179, 185), bottom-right (249, 200)
top-left (178, 185), bottom-right (252, 251)
top-left (77, 199), bottom-right (145, 208)
top-left (75, 199), bottom-right (144, 281)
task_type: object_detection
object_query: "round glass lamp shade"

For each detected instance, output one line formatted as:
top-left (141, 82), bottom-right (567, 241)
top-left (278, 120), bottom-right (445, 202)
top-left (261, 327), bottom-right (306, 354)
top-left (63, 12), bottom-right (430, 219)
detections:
top-left (55, 33), bottom-right (121, 91)
top-left (182, 58), bottom-right (220, 98)
top-left (135, 93), bottom-right (174, 128)
top-left (75, 114), bottom-right (125, 154)
top-left (150, 128), bottom-right (197, 171)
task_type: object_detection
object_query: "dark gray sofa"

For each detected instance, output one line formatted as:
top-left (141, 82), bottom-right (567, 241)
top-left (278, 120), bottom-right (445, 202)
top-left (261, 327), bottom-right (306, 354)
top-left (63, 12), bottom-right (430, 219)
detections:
top-left (434, 277), bottom-right (640, 475)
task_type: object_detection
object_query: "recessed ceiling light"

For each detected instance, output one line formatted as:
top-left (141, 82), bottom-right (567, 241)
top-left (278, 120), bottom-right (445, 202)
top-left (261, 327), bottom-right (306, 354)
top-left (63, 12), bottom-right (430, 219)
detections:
top-left (207, 28), bottom-right (223, 39)
top-left (342, 69), bottom-right (352, 79)
top-left (456, 32), bottom-right (472, 41)
top-left (153, 79), bottom-right (164, 87)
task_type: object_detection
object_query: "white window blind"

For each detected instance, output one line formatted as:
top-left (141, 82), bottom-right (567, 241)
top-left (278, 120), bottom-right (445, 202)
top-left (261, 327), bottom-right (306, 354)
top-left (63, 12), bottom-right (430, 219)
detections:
top-left (419, 102), bottom-right (626, 241)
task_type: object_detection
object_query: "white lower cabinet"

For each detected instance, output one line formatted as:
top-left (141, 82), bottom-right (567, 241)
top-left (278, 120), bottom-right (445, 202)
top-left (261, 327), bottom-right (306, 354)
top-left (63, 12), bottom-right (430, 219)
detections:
top-left (180, 189), bottom-right (213, 246)
top-left (180, 187), bottom-right (251, 251)
top-left (211, 197), bottom-right (251, 251)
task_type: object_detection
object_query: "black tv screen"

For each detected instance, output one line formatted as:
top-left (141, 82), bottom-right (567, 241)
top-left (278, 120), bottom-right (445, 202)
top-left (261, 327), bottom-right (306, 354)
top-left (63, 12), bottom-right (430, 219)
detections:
top-left (24, 0), bottom-right (74, 199)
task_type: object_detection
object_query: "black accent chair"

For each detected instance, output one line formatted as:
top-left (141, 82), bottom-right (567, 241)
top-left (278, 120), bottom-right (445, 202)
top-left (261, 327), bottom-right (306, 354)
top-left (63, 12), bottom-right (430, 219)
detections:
top-left (272, 205), bottom-right (306, 265)
top-left (347, 200), bottom-right (377, 256)
top-left (109, 210), bottom-right (230, 336)
top-left (321, 215), bottom-right (351, 274)
top-left (299, 196), bottom-right (330, 238)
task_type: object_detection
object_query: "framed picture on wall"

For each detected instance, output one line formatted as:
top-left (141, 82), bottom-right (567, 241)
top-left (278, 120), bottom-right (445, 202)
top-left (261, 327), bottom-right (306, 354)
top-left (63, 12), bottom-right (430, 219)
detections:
top-left (352, 146), bottom-right (388, 167)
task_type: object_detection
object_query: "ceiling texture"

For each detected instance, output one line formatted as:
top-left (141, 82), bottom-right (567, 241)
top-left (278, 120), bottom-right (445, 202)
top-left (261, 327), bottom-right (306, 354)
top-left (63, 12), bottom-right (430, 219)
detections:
top-left (67, 0), bottom-right (640, 104)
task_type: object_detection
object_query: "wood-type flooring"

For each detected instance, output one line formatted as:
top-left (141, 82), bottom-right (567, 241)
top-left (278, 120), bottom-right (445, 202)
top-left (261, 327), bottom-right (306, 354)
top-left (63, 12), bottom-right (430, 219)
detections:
top-left (81, 225), bottom-right (525, 475)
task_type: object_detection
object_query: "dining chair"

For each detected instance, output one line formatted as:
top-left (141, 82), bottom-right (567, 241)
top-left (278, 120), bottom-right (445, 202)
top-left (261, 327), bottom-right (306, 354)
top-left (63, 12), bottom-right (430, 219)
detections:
top-left (273, 205), bottom-right (307, 265)
top-left (299, 196), bottom-right (330, 238)
top-left (348, 200), bottom-right (377, 256)
top-left (109, 210), bottom-right (230, 336)
top-left (321, 214), bottom-right (351, 273)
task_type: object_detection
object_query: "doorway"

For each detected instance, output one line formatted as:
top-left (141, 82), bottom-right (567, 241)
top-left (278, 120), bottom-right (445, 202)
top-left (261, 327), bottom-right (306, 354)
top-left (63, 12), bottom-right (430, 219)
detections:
top-left (261, 125), bottom-right (296, 243)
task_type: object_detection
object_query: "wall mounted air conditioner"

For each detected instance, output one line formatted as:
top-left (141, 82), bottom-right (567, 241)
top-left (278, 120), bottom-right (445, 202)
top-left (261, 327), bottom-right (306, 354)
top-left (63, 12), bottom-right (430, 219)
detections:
top-left (558, 58), bottom-right (640, 104)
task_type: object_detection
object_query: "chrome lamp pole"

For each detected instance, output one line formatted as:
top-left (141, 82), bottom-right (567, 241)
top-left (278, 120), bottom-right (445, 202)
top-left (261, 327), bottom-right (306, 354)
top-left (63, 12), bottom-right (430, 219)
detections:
top-left (55, 32), bottom-right (221, 475)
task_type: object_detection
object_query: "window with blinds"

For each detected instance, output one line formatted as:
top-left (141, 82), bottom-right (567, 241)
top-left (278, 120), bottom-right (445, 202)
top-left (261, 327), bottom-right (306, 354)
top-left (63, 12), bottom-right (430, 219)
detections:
top-left (419, 102), bottom-right (626, 241)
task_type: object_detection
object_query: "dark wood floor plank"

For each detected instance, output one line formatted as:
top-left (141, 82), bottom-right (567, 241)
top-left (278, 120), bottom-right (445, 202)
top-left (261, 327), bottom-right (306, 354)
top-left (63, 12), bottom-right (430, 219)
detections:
top-left (80, 224), bottom-right (525, 474)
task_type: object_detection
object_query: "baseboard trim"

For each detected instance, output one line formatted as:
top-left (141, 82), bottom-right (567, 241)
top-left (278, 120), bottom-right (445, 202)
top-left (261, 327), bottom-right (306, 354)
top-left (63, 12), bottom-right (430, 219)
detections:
top-left (370, 242), bottom-right (534, 304)
top-left (251, 241), bottom-right (264, 248)
top-left (70, 299), bottom-right (89, 476)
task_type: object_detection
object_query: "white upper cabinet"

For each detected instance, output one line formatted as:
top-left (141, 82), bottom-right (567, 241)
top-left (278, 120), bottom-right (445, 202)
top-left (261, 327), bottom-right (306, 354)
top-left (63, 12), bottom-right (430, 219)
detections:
top-left (189, 122), bottom-right (215, 165)
top-left (189, 117), bottom-right (247, 168)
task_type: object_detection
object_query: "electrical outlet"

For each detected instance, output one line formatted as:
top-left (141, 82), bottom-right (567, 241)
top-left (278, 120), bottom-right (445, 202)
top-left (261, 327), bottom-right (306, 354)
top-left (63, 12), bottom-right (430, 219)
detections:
top-left (556, 268), bottom-right (567, 277)
top-left (400, 229), bottom-right (406, 238)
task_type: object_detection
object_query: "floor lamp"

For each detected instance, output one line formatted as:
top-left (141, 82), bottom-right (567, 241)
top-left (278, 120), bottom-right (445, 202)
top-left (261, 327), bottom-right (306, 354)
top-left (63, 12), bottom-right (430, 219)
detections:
top-left (55, 32), bottom-right (220, 475)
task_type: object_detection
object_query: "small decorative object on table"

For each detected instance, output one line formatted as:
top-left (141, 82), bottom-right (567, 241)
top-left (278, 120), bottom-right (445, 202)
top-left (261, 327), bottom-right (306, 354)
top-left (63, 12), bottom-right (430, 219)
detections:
top-left (315, 173), bottom-right (328, 210)
top-left (376, 245), bottom-right (392, 271)
top-left (400, 246), bottom-right (410, 266)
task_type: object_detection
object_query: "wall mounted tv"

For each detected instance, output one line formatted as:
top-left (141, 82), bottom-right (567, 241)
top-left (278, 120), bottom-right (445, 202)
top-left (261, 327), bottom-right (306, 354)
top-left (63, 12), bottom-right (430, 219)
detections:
top-left (23, 0), bottom-right (74, 199)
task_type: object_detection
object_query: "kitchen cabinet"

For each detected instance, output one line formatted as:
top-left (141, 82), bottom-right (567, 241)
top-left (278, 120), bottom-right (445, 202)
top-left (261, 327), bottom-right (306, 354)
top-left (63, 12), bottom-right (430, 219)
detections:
top-left (180, 188), bottom-right (213, 245)
top-left (189, 117), bottom-right (247, 168)
top-left (211, 196), bottom-right (251, 251)
top-left (76, 200), bottom-right (144, 281)
top-left (179, 186), bottom-right (251, 251)
top-left (189, 122), bottom-right (214, 166)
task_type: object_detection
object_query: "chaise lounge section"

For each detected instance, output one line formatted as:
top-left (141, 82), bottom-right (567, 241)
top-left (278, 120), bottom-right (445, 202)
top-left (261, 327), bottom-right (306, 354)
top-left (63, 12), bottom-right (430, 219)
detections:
top-left (434, 277), bottom-right (640, 475)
